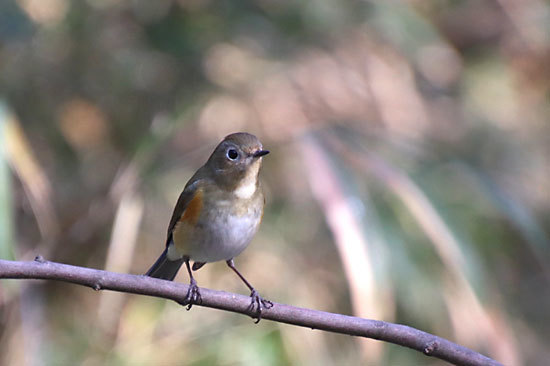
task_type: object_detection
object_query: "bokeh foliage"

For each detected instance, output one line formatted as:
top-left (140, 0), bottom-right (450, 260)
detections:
top-left (1, 0), bottom-right (549, 365)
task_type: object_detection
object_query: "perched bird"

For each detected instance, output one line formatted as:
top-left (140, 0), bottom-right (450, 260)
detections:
top-left (146, 132), bottom-right (272, 320)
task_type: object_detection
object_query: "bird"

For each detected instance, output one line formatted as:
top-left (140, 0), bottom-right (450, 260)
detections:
top-left (145, 132), bottom-right (272, 321)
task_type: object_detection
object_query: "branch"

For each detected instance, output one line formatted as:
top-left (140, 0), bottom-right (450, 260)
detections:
top-left (0, 258), bottom-right (501, 366)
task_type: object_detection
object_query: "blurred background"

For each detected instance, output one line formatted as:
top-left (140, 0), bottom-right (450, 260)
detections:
top-left (1, 0), bottom-right (549, 365)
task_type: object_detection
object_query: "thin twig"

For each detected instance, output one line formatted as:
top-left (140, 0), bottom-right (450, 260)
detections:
top-left (0, 258), bottom-right (501, 366)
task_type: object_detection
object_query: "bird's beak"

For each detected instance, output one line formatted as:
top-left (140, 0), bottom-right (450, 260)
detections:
top-left (253, 150), bottom-right (270, 158)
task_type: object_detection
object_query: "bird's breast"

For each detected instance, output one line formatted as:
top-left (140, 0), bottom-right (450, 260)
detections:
top-left (172, 192), bottom-right (264, 263)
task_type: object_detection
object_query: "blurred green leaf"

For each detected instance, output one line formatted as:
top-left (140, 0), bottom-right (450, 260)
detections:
top-left (0, 101), bottom-right (14, 260)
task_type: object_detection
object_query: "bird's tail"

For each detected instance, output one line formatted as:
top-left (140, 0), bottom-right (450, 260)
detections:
top-left (145, 248), bottom-right (184, 281)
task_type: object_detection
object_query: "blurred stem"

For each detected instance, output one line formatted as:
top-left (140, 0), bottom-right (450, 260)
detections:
top-left (3, 107), bottom-right (58, 243)
top-left (0, 258), bottom-right (502, 366)
top-left (300, 135), bottom-right (386, 360)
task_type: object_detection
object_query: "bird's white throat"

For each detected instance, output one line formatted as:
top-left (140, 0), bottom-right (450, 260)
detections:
top-left (234, 160), bottom-right (260, 199)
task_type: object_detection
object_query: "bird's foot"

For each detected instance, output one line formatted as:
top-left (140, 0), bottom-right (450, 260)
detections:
top-left (181, 278), bottom-right (202, 310)
top-left (247, 289), bottom-right (273, 323)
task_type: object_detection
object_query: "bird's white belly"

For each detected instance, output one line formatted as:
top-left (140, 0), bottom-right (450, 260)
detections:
top-left (187, 210), bottom-right (261, 263)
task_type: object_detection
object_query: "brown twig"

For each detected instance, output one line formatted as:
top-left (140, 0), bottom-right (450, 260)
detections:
top-left (0, 257), bottom-right (501, 366)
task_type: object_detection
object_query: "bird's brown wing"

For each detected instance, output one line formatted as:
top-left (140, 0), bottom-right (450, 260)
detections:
top-left (146, 175), bottom-right (205, 280)
top-left (165, 180), bottom-right (201, 247)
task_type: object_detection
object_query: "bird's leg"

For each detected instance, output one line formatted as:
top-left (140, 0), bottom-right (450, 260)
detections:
top-left (226, 259), bottom-right (273, 323)
top-left (181, 257), bottom-right (202, 310)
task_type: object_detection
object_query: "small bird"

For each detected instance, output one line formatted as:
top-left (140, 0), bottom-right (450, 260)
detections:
top-left (146, 132), bottom-right (272, 321)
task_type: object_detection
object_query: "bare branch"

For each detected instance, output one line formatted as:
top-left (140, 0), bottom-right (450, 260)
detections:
top-left (0, 258), bottom-right (501, 366)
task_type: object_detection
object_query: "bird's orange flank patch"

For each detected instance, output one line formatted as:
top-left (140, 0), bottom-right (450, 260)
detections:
top-left (180, 189), bottom-right (203, 225)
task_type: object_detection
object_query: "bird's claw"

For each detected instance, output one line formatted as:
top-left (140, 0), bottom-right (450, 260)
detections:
top-left (182, 279), bottom-right (202, 310)
top-left (247, 289), bottom-right (273, 323)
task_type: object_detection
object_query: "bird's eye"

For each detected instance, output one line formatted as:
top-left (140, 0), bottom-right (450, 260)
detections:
top-left (226, 148), bottom-right (239, 160)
